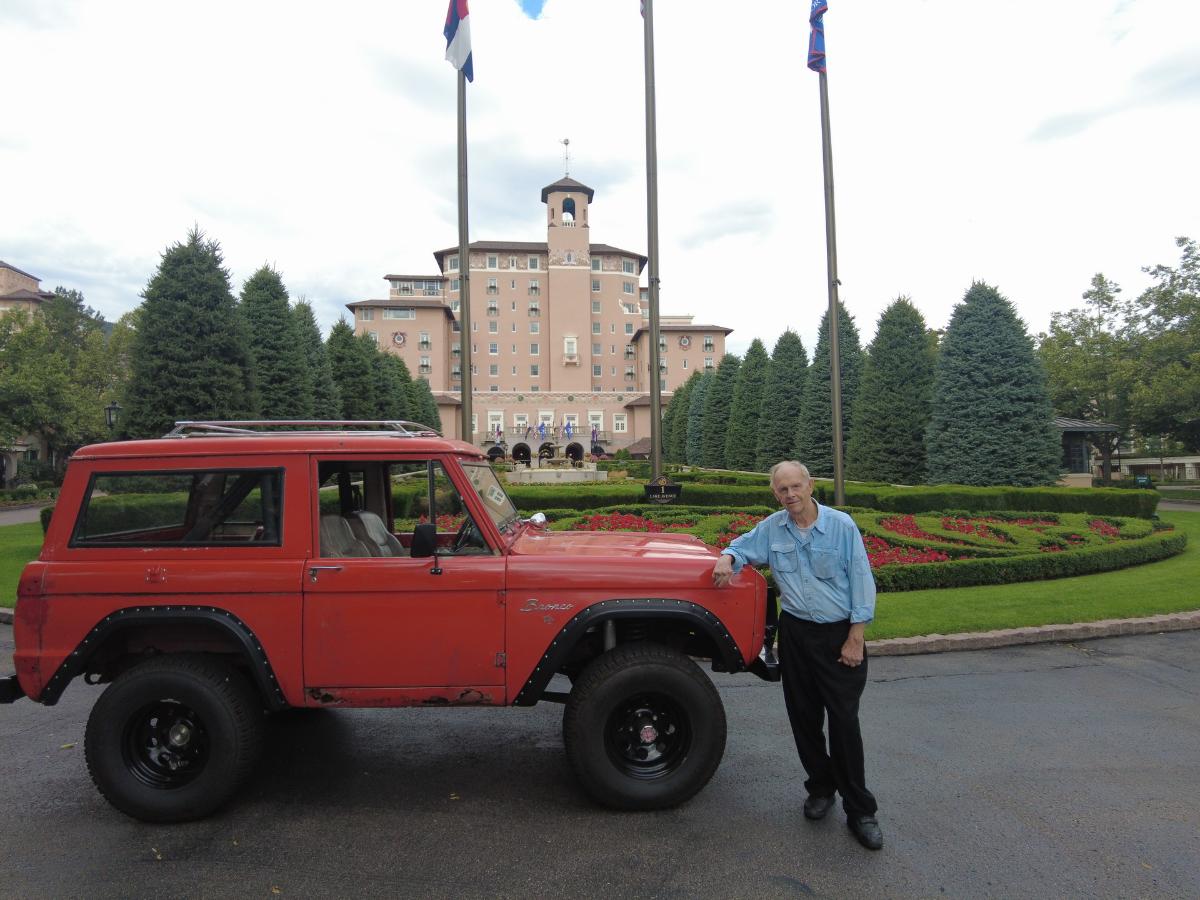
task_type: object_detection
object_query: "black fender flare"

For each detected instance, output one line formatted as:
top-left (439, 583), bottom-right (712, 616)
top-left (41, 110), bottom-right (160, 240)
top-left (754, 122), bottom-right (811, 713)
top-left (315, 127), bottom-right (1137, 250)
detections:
top-left (513, 597), bottom-right (744, 706)
top-left (37, 605), bottom-right (288, 710)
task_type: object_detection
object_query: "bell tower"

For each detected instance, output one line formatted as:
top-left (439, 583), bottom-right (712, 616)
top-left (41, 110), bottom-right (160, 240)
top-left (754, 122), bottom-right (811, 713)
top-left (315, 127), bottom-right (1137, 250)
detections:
top-left (541, 176), bottom-right (594, 392)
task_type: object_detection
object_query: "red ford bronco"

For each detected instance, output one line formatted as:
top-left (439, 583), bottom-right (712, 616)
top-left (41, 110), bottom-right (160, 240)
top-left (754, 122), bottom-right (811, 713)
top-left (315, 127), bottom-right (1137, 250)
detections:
top-left (1, 421), bottom-right (777, 822)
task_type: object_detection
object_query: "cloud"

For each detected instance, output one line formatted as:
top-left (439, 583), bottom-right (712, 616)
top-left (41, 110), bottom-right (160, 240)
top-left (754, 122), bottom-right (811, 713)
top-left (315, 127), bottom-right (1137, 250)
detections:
top-left (681, 202), bottom-right (774, 249)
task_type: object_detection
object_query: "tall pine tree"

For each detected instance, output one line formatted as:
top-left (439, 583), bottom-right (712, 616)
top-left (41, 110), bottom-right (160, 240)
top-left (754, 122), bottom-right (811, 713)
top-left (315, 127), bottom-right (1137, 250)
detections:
top-left (756, 330), bottom-right (808, 469)
top-left (685, 371), bottom-right (712, 465)
top-left (293, 300), bottom-right (341, 419)
top-left (375, 350), bottom-right (414, 421)
top-left (408, 375), bottom-right (442, 432)
top-left (724, 339), bottom-right (770, 471)
top-left (124, 229), bottom-right (258, 438)
top-left (700, 354), bottom-right (741, 469)
top-left (665, 370), bottom-right (701, 463)
top-left (326, 320), bottom-right (376, 420)
top-left (926, 282), bottom-right (1061, 485)
top-left (794, 302), bottom-right (863, 477)
top-left (240, 266), bottom-right (314, 418)
top-left (847, 298), bottom-right (936, 484)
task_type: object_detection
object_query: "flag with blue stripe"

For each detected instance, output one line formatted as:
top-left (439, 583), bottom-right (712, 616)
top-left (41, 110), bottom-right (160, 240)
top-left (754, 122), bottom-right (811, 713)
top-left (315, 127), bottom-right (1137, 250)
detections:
top-left (807, 0), bottom-right (827, 74)
top-left (444, 0), bottom-right (474, 83)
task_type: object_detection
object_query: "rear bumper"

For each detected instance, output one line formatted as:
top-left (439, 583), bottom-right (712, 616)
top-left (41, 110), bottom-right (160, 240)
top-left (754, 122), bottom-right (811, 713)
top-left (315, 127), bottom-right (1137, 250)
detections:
top-left (0, 674), bottom-right (25, 703)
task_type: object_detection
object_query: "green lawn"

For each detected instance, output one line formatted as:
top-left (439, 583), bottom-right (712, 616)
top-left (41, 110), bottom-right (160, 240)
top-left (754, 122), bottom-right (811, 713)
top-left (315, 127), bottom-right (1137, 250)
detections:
top-left (0, 522), bottom-right (43, 609)
top-left (2, 513), bottom-right (1197, 639)
top-left (868, 510), bottom-right (1199, 639)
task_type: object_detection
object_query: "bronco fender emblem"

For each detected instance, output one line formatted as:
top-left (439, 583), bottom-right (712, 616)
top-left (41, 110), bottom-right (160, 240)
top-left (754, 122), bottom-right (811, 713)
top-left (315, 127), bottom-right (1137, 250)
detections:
top-left (519, 599), bottom-right (575, 613)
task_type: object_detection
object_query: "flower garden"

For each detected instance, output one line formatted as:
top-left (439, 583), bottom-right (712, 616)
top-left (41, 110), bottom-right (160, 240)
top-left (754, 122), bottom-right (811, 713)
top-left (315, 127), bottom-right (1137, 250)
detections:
top-left (544, 504), bottom-right (1184, 592)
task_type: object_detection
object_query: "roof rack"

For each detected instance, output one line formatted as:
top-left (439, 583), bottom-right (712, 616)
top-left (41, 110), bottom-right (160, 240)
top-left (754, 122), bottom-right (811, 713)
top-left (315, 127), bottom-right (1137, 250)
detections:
top-left (165, 420), bottom-right (443, 439)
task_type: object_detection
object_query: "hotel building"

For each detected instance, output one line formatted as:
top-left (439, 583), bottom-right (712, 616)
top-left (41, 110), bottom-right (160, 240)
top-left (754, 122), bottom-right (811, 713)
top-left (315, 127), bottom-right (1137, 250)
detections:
top-left (348, 176), bottom-right (731, 460)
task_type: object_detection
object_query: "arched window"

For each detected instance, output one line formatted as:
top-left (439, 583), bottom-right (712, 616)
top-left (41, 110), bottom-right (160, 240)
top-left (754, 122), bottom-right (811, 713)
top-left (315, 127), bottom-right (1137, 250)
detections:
top-left (562, 197), bottom-right (576, 223)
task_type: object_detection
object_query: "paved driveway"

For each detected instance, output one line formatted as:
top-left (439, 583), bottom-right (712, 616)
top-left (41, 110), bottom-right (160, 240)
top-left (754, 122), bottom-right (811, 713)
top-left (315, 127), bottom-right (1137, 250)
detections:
top-left (1, 626), bottom-right (1197, 898)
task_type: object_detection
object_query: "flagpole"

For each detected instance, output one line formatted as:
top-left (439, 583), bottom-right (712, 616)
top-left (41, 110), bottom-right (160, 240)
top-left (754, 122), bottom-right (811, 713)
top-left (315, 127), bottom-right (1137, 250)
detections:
top-left (456, 70), bottom-right (474, 444)
top-left (643, 0), bottom-right (663, 481)
top-left (818, 69), bottom-right (844, 505)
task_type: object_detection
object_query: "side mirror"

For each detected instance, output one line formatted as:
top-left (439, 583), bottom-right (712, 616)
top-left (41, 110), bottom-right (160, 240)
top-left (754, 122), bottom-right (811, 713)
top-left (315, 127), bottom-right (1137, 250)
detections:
top-left (526, 512), bottom-right (547, 527)
top-left (411, 522), bottom-right (438, 558)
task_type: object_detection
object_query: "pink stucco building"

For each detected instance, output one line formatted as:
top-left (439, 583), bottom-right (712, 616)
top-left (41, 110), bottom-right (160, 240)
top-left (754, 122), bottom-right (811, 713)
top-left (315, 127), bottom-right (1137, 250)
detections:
top-left (348, 176), bottom-right (730, 460)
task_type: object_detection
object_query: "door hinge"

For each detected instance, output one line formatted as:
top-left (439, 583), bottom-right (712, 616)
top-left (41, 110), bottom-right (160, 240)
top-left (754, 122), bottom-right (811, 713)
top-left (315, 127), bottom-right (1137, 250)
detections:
top-left (494, 652), bottom-right (506, 668)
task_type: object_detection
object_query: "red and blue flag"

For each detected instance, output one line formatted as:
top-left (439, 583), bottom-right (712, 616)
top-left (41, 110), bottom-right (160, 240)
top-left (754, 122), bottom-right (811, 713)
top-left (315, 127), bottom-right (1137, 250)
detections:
top-left (444, 0), bottom-right (474, 83)
top-left (807, 0), bottom-right (827, 74)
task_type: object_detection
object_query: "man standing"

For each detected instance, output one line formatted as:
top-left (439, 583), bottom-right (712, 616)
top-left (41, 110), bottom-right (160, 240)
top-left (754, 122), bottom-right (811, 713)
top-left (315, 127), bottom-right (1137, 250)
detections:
top-left (711, 461), bottom-right (883, 850)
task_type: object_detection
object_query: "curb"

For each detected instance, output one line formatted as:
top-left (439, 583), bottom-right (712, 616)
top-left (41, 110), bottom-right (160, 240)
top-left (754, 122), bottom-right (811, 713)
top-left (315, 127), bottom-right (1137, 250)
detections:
top-left (3, 607), bottom-right (1199, 653)
top-left (866, 610), bottom-right (1200, 656)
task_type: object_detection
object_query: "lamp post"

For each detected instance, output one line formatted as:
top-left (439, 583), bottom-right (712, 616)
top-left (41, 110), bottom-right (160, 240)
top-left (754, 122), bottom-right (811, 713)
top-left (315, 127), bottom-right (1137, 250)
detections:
top-left (104, 400), bottom-right (122, 434)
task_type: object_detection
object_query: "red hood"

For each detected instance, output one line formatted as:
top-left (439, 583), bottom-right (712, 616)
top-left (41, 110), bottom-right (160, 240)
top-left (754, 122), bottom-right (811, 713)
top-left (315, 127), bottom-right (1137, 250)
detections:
top-left (509, 527), bottom-right (718, 559)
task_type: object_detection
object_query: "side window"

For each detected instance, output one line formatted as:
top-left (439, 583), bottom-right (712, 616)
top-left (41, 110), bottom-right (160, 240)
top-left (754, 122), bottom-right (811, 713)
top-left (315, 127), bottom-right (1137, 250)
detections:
top-left (316, 459), bottom-right (489, 558)
top-left (73, 469), bottom-right (283, 546)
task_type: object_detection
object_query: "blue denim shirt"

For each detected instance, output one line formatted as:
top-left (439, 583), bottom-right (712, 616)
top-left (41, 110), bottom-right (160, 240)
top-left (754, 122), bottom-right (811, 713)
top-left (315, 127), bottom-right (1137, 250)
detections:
top-left (722, 503), bottom-right (876, 624)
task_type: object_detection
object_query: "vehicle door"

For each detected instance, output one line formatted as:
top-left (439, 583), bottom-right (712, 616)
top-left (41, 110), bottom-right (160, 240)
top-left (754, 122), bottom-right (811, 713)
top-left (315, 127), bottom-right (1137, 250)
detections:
top-left (302, 455), bottom-right (506, 695)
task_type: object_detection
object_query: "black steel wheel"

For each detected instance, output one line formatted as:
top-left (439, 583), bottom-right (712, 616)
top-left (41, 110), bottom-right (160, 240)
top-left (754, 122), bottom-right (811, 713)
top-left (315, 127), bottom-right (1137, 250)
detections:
top-left (563, 642), bottom-right (726, 811)
top-left (85, 655), bottom-right (264, 823)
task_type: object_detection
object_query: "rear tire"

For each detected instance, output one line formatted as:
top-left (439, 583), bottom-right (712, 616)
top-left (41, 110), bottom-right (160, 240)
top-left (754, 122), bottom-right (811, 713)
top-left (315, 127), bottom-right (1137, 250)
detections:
top-left (563, 643), bottom-right (726, 811)
top-left (85, 655), bottom-right (264, 823)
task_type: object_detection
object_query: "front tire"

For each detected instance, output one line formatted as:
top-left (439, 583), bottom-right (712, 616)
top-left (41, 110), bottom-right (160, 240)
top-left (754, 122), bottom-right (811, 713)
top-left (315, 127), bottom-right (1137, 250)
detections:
top-left (563, 643), bottom-right (726, 811)
top-left (84, 655), bottom-right (264, 823)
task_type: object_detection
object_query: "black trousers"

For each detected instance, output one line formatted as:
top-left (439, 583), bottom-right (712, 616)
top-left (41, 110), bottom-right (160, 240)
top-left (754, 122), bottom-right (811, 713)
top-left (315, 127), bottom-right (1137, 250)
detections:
top-left (779, 612), bottom-right (877, 818)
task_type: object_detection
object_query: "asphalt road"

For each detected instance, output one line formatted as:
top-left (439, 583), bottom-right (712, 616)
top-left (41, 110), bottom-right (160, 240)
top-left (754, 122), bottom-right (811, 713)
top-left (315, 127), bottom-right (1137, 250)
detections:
top-left (2, 626), bottom-right (1197, 899)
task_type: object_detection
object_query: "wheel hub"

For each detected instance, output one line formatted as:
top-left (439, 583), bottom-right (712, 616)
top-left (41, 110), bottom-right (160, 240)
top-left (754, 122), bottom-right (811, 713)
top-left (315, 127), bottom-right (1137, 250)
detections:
top-left (638, 723), bottom-right (659, 744)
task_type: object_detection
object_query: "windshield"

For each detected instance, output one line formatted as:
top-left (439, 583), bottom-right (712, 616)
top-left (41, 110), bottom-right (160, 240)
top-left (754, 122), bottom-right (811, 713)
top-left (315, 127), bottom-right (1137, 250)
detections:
top-left (460, 460), bottom-right (521, 534)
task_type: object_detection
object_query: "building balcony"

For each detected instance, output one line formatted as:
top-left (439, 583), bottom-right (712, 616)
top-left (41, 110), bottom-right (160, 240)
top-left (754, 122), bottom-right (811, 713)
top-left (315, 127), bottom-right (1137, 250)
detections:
top-left (418, 365), bottom-right (432, 375)
top-left (563, 353), bottom-right (579, 366)
top-left (528, 306), bottom-right (541, 316)
top-left (418, 341), bottom-right (432, 351)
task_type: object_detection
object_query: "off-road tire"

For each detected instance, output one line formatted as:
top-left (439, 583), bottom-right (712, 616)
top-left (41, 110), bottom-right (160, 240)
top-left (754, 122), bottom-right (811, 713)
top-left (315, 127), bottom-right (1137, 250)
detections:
top-left (563, 642), bottom-right (726, 810)
top-left (84, 654), bottom-right (264, 823)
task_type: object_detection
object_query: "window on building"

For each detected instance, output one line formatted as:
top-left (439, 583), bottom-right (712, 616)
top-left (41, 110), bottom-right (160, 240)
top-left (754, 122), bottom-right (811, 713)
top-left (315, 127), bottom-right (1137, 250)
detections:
top-left (592, 342), bottom-right (602, 355)
top-left (360, 307), bottom-right (374, 321)
top-left (472, 322), bottom-right (478, 332)
top-left (566, 251), bottom-right (575, 265)
top-left (448, 255), bottom-right (459, 271)
top-left (704, 357), bottom-right (714, 370)
top-left (623, 259), bottom-right (636, 274)
top-left (624, 366), bottom-right (635, 379)
top-left (420, 356), bottom-right (432, 374)
top-left (659, 337), bottom-right (667, 352)
top-left (383, 308), bottom-right (415, 320)
top-left (530, 342), bottom-right (540, 355)
top-left (489, 364), bottom-right (498, 376)
top-left (488, 342), bottom-right (498, 355)
top-left (451, 278), bottom-right (460, 292)
top-left (487, 277), bottom-right (498, 295)
top-left (613, 415), bottom-right (627, 433)
top-left (564, 337), bottom-right (578, 356)
top-left (366, 331), bottom-right (378, 343)
top-left (528, 280), bottom-right (540, 296)
top-left (508, 256), bottom-right (517, 269)
top-left (394, 280), bottom-right (414, 295)
top-left (591, 258), bottom-right (601, 271)
top-left (490, 385), bottom-right (499, 392)
top-left (592, 364), bottom-right (602, 377)
top-left (625, 344), bottom-right (635, 358)
top-left (625, 323), bottom-right (634, 335)
top-left (530, 321), bottom-right (540, 334)
top-left (530, 364), bottom-right (540, 377)
top-left (418, 332), bottom-right (431, 349)
top-left (451, 300), bottom-right (461, 315)
top-left (528, 256), bottom-right (540, 270)
top-left (623, 281), bottom-right (634, 294)
top-left (487, 255), bottom-right (498, 269)
top-left (529, 385), bottom-right (540, 392)
top-left (682, 358), bottom-right (688, 369)
top-left (592, 321), bottom-right (601, 334)
top-left (512, 344), bottom-right (517, 354)
top-left (488, 321), bottom-right (498, 333)
top-left (704, 337), bottom-right (715, 352)
top-left (592, 280), bottom-right (601, 295)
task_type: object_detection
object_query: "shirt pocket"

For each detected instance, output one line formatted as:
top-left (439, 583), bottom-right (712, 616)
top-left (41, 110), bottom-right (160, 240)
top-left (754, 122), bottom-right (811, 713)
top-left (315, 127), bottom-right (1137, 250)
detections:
top-left (769, 543), bottom-right (799, 573)
top-left (810, 548), bottom-right (843, 581)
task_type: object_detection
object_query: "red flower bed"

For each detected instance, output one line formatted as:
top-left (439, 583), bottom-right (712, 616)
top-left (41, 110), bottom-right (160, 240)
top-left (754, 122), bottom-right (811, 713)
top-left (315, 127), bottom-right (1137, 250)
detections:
top-left (716, 513), bottom-right (766, 548)
top-left (1089, 519), bottom-right (1120, 538)
top-left (571, 513), bottom-right (695, 533)
top-left (941, 516), bottom-right (1011, 543)
top-left (418, 513), bottom-right (466, 531)
top-left (862, 535), bottom-right (951, 568)
top-left (881, 515), bottom-right (965, 544)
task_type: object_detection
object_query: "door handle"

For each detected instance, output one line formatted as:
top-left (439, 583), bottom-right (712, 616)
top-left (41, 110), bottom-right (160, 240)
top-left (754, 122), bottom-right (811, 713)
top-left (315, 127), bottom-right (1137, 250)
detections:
top-left (309, 565), bottom-right (343, 583)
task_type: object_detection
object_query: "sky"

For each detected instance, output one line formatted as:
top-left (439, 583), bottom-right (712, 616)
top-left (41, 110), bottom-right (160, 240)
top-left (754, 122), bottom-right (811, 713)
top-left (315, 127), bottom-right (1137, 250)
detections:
top-left (3, 0), bottom-right (1199, 358)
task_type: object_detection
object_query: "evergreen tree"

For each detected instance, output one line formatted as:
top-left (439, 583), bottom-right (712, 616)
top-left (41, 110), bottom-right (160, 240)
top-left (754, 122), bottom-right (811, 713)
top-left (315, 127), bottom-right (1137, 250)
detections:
top-left (794, 302), bottom-right (864, 477)
top-left (756, 330), bottom-right (808, 470)
top-left (326, 320), bottom-right (376, 419)
top-left (685, 371), bottom-right (712, 465)
top-left (926, 282), bottom-right (1061, 485)
top-left (240, 266), bottom-right (314, 418)
top-left (124, 229), bottom-right (258, 438)
top-left (375, 349), bottom-right (414, 421)
top-left (408, 375), bottom-right (442, 432)
top-left (700, 354), bottom-right (741, 468)
top-left (724, 339), bottom-right (770, 471)
top-left (846, 298), bottom-right (936, 484)
top-left (293, 300), bottom-right (341, 419)
top-left (665, 370), bottom-right (701, 463)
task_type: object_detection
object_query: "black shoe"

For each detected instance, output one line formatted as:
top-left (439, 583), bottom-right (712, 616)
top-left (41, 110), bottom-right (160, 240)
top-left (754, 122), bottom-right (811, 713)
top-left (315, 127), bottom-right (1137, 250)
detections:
top-left (848, 815), bottom-right (884, 850)
top-left (803, 794), bottom-right (836, 820)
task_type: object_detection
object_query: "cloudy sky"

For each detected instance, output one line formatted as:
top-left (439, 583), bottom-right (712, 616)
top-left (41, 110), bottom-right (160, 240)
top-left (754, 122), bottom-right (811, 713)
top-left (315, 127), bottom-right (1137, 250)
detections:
top-left (3, 0), bottom-right (1199, 356)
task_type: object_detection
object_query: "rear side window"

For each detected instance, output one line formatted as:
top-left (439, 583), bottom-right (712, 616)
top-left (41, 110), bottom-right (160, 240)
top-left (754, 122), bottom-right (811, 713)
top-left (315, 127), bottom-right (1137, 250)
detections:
top-left (72, 469), bottom-right (283, 547)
